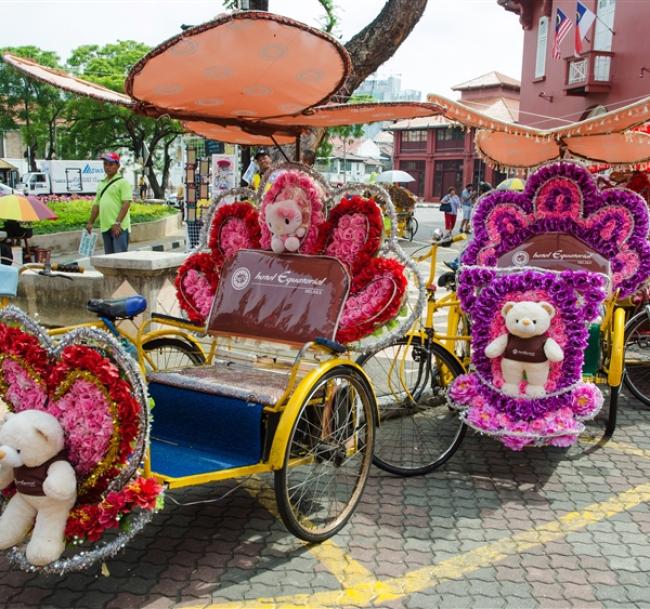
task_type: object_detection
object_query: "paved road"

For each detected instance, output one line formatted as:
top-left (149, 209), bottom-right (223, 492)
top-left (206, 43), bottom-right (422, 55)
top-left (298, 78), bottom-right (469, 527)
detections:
top-left (3, 398), bottom-right (649, 609)
top-left (4, 211), bottom-right (650, 608)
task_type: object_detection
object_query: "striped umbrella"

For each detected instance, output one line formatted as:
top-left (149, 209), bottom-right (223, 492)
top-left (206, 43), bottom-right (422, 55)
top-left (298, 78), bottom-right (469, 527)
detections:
top-left (496, 177), bottom-right (526, 192)
top-left (0, 194), bottom-right (57, 221)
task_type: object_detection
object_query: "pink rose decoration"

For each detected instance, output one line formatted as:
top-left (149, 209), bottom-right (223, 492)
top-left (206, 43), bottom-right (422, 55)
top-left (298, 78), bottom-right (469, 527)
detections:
top-left (1, 359), bottom-right (48, 412)
top-left (50, 378), bottom-right (114, 476)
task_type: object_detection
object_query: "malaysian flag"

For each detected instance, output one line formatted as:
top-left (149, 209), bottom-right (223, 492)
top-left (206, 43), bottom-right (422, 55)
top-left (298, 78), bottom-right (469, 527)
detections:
top-left (552, 8), bottom-right (572, 59)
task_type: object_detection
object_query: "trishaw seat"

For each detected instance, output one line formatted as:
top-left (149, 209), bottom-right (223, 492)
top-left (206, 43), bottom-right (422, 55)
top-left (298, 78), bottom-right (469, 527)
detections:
top-left (147, 359), bottom-right (292, 405)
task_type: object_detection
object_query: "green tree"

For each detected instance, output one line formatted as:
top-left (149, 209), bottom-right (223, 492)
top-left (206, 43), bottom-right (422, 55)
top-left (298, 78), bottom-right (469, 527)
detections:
top-left (316, 94), bottom-right (375, 159)
top-left (0, 46), bottom-right (67, 169)
top-left (63, 41), bottom-right (184, 198)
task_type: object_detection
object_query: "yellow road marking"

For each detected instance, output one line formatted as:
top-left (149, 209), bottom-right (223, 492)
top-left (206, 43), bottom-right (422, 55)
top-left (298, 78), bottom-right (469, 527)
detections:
top-left (243, 476), bottom-right (375, 588)
top-left (580, 434), bottom-right (650, 461)
top-left (196, 481), bottom-right (650, 609)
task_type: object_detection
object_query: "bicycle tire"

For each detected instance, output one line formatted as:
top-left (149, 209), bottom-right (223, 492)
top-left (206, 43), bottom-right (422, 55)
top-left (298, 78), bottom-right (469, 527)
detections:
top-left (623, 309), bottom-right (650, 406)
top-left (141, 337), bottom-right (205, 372)
top-left (357, 337), bottom-right (466, 476)
top-left (407, 216), bottom-right (419, 241)
top-left (274, 366), bottom-right (375, 542)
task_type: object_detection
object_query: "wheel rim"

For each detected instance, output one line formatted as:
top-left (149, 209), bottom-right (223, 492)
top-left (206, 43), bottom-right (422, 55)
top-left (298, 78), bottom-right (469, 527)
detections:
top-left (625, 315), bottom-right (650, 404)
top-left (142, 338), bottom-right (204, 372)
top-left (360, 339), bottom-right (464, 474)
top-left (280, 370), bottom-right (374, 538)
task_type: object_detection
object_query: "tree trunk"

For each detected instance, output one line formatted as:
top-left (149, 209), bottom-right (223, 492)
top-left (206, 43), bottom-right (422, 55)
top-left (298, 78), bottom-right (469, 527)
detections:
top-left (298, 0), bottom-right (428, 154)
top-left (341, 0), bottom-right (428, 99)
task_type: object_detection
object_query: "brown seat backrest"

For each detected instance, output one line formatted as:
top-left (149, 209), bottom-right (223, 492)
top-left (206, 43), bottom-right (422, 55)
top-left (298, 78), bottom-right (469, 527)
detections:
top-left (207, 249), bottom-right (350, 346)
top-left (497, 233), bottom-right (611, 276)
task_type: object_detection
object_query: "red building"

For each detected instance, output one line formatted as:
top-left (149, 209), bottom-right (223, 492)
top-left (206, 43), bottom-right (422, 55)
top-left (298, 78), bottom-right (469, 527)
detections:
top-left (499, 0), bottom-right (650, 128)
top-left (391, 72), bottom-right (519, 201)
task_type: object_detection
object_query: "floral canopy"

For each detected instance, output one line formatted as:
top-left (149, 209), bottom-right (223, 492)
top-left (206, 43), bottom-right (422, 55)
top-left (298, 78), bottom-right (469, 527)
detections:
top-left (4, 9), bottom-right (650, 166)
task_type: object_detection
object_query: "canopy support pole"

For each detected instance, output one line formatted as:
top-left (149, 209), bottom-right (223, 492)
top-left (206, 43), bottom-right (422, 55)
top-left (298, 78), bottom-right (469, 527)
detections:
top-left (271, 135), bottom-right (291, 163)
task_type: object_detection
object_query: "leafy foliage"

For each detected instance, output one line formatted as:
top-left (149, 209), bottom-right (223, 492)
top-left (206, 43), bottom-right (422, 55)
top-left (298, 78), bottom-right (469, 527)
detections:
top-left (31, 201), bottom-right (178, 234)
top-left (0, 46), bottom-right (67, 166)
top-left (62, 41), bottom-right (184, 198)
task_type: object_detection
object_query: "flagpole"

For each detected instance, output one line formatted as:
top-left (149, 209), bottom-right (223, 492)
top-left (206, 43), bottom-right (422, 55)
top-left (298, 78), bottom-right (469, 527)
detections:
top-left (594, 13), bottom-right (615, 36)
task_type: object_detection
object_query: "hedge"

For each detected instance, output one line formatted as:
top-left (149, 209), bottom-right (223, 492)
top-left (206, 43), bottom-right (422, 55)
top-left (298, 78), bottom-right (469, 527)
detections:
top-left (30, 201), bottom-right (178, 235)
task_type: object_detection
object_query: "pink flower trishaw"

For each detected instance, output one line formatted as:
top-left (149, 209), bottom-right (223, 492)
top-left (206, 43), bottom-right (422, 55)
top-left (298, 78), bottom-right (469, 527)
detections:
top-left (3, 10), bottom-right (650, 574)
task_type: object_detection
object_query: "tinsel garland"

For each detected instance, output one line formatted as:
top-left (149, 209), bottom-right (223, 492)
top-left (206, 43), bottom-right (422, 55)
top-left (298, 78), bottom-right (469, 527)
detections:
top-left (6, 507), bottom-right (157, 575)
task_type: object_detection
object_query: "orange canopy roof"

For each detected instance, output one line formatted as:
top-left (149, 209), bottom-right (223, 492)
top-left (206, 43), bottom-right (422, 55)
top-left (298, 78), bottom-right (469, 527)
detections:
top-left (126, 12), bottom-right (351, 122)
top-left (6, 10), bottom-right (650, 170)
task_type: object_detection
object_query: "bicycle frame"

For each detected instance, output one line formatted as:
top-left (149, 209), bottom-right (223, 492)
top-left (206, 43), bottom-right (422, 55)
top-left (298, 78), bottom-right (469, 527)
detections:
top-left (412, 234), bottom-right (470, 360)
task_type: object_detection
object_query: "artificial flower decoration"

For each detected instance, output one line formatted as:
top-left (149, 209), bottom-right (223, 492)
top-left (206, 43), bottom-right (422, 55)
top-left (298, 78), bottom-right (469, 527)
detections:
top-left (462, 161), bottom-right (650, 298)
top-left (175, 167), bottom-right (408, 345)
top-left (449, 161), bottom-right (650, 451)
top-left (450, 267), bottom-right (608, 450)
top-left (0, 307), bottom-right (162, 574)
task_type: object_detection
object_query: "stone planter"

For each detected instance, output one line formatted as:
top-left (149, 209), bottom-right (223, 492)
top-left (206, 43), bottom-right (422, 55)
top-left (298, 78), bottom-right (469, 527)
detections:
top-left (30, 213), bottom-right (182, 254)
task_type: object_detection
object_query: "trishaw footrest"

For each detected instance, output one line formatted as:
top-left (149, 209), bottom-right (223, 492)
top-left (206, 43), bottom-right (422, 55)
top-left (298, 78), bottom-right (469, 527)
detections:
top-left (150, 438), bottom-right (260, 477)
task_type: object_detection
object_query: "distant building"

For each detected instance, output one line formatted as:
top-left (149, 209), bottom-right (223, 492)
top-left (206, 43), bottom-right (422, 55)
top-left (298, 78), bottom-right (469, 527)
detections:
top-left (391, 72), bottom-right (520, 200)
top-left (316, 137), bottom-right (385, 185)
top-left (498, 0), bottom-right (650, 129)
top-left (355, 75), bottom-right (422, 103)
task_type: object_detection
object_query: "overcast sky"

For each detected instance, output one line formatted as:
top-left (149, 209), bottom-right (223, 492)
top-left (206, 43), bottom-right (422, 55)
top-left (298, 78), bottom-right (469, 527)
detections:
top-left (3, 0), bottom-right (523, 99)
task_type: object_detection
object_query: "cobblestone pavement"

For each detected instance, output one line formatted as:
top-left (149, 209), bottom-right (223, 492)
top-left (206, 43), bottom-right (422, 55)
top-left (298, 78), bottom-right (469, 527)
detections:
top-left (3, 390), bottom-right (650, 609)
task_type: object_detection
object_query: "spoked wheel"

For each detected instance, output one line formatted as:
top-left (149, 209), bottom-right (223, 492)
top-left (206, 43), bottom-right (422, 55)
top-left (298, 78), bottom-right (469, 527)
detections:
top-left (406, 216), bottom-right (419, 241)
top-left (274, 366), bottom-right (376, 542)
top-left (141, 337), bottom-right (205, 372)
top-left (357, 336), bottom-right (466, 476)
top-left (624, 309), bottom-right (650, 406)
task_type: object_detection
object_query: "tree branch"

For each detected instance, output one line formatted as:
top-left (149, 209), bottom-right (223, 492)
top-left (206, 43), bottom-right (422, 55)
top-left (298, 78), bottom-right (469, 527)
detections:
top-left (316, 0), bottom-right (337, 33)
top-left (340, 0), bottom-right (428, 99)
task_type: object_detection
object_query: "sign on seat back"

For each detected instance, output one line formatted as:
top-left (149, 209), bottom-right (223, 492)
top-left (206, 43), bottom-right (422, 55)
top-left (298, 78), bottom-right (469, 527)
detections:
top-left (207, 250), bottom-right (350, 345)
top-left (497, 233), bottom-right (611, 275)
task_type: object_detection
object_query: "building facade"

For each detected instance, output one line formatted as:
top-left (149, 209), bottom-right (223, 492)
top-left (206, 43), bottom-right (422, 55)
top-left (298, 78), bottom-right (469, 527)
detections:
top-left (499, 0), bottom-right (650, 128)
top-left (391, 72), bottom-right (519, 201)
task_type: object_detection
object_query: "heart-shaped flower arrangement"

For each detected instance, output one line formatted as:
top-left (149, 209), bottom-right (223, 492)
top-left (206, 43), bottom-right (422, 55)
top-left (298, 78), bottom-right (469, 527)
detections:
top-left (0, 306), bottom-right (162, 573)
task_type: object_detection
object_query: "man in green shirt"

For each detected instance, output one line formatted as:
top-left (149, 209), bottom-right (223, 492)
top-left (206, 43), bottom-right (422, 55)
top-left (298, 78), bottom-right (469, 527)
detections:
top-left (86, 152), bottom-right (132, 254)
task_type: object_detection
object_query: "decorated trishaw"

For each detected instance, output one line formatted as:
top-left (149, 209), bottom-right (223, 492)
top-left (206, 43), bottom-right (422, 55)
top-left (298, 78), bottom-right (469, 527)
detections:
top-left (0, 11), bottom-right (434, 574)
top-left (3, 9), bottom-right (650, 575)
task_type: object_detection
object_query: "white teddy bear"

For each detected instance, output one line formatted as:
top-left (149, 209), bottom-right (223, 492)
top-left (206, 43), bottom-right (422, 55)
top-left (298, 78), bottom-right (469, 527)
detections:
top-left (485, 301), bottom-right (564, 398)
top-left (0, 410), bottom-right (77, 566)
top-left (265, 198), bottom-right (306, 253)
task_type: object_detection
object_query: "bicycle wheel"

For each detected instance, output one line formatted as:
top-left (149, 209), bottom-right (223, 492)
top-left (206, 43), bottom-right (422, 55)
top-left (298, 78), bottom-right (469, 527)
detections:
top-left (274, 366), bottom-right (375, 542)
top-left (141, 337), bottom-right (205, 372)
top-left (624, 310), bottom-right (650, 406)
top-left (357, 337), bottom-right (466, 476)
top-left (406, 216), bottom-right (419, 241)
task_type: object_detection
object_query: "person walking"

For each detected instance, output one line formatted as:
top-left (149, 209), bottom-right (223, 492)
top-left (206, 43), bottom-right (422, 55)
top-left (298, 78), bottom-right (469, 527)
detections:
top-left (86, 152), bottom-right (132, 254)
top-left (459, 183), bottom-right (475, 234)
top-left (139, 175), bottom-right (147, 200)
top-left (439, 186), bottom-right (460, 236)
